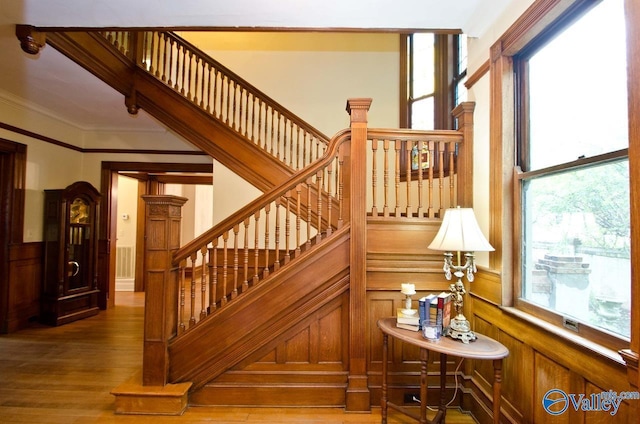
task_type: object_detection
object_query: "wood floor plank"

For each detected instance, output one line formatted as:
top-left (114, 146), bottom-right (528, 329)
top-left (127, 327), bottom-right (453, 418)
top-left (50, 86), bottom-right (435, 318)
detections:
top-left (0, 292), bottom-right (476, 423)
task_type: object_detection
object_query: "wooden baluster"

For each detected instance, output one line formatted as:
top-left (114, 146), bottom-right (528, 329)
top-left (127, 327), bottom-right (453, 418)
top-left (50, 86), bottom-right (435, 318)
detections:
top-left (212, 69), bottom-right (219, 118)
top-left (181, 48), bottom-right (188, 96)
top-left (236, 86), bottom-right (242, 133)
top-left (274, 199), bottom-right (281, 271)
top-left (275, 113), bottom-right (281, 160)
top-left (371, 138), bottom-right (379, 217)
top-left (438, 142), bottom-right (445, 217)
top-left (200, 246), bottom-right (207, 321)
top-left (316, 171), bottom-right (323, 241)
top-left (295, 126), bottom-right (301, 170)
top-left (417, 139), bottom-right (424, 218)
top-left (253, 211), bottom-right (260, 284)
top-left (448, 142), bottom-right (456, 208)
top-left (327, 162), bottom-right (333, 236)
top-left (224, 75), bottom-right (230, 125)
top-left (208, 245), bottom-right (217, 312)
top-left (383, 139), bottom-right (390, 217)
top-left (394, 140), bottom-right (401, 217)
top-left (205, 63), bottom-right (212, 113)
top-left (221, 231), bottom-right (229, 305)
top-left (284, 191), bottom-right (292, 263)
top-left (257, 102), bottom-right (264, 149)
top-left (263, 204), bottom-right (270, 278)
top-left (270, 108), bottom-right (276, 154)
top-left (428, 140), bottom-right (435, 218)
top-left (295, 184), bottom-right (302, 255)
top-left (289, 120), bottom-right (295, 168)
top-left (306, 179), bottom-right (312, 248)
top-left (189, 253), bottom-right (197, 327)
top-left (232, 225), bottom-right (239, 299)
top-left (179, 259), bottom-right (186, 333)
top-left (192, 55), bottom-right (199, 105)
top-left (302, 131), bottom-right (309, 168)
top-left (199, 58), bottom-right (205, 108)
top-left (406, 141), bottom-right (413, 217)
top-left (167, 37), bottom-right (174, 87)
top-left (148, 32), bottom-right (155, 75)
top-left (337, 150), bottom-right (345, 228)
top-left (160, 33), bottom-right (169, 82)
top-left (243, 218), bottom-right (250, 291)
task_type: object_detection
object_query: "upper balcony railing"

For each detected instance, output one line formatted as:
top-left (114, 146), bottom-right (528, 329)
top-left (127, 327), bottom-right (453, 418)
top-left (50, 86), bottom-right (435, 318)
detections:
top-left (101, 30), bottom-right (330, 171)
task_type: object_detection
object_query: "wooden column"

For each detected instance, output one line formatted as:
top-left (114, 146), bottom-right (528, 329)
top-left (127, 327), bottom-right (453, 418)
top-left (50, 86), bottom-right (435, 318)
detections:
top-left (345, 98), bottom-right (372, 412)
top-left (141, 194), bottom-right (187, 386)
top-left (452, 101), bottom-right (475, 208)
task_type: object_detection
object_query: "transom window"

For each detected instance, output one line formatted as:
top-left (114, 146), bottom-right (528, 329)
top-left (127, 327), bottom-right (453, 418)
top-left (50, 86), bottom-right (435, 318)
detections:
top-left (515, 0), bottom-right (629, 347)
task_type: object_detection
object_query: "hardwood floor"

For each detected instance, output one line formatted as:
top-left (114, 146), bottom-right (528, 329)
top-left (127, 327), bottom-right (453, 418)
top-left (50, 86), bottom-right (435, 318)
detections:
top-left (0, 292), bottom-right (477, 423)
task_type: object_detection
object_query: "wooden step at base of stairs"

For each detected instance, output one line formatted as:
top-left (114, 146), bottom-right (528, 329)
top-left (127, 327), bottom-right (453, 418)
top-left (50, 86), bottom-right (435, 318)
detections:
top-left (111, 371), bottom-right (192, 415)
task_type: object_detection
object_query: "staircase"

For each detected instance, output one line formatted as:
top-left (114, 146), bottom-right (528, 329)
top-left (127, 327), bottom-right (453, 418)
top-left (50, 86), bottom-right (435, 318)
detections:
top-left (29, 27), bottom-right (476, 413)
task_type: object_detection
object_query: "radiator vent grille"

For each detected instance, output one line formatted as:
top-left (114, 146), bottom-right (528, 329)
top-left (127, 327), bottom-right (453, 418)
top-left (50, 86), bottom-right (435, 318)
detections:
top-left (116, 246), bottom-right (134, 279)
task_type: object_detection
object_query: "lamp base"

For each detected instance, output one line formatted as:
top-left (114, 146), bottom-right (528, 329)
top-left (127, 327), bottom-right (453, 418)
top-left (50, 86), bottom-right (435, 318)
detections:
top-left (447, 316), bottom-right (476, 344)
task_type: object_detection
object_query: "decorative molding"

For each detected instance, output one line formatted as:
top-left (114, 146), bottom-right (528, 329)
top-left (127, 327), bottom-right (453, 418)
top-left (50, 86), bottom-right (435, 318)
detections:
top-left (465, 59), bottom-right (490, 90)
top-left (0, 121), bottom-right (206, 156)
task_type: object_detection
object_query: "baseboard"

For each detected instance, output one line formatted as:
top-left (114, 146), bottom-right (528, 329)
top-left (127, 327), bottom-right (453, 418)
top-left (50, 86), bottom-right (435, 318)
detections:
top-left (116, 279), bottom-right (134, 292)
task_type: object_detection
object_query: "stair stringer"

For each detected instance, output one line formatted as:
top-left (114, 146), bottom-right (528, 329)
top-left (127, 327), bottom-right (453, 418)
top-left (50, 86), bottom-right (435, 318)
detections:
top-left (167, 226), bottom-right (351, 392)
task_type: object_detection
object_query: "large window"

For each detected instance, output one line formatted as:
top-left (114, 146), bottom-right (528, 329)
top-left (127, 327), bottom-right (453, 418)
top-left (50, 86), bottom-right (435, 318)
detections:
top-left (516, 0), bottom-right (629, 347)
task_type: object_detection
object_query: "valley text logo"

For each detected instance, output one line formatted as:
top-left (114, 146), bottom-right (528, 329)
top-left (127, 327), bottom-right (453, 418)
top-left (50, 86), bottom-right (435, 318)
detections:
top-left (542, 389), bottom-right (639, 416)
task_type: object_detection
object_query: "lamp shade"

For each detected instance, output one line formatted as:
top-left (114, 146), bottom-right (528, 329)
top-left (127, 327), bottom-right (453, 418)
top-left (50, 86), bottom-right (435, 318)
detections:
top-left (428, 207), bottom-right (494, 252)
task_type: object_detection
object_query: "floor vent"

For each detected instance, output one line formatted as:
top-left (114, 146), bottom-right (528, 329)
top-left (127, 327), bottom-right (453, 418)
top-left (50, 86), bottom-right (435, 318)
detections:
top-left (116, 246), bottom-right (134, 279)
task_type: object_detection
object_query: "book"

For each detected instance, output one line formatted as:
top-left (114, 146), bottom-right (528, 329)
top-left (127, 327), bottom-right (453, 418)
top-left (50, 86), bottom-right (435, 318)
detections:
top-left (396, 322), bottom-right (420, 332)
top-left (435, 291), bottom-right (452, 334)
top-left (418, 294), bottom-right (436, 329)
top-left (396, 308), bottom-right (420, 326)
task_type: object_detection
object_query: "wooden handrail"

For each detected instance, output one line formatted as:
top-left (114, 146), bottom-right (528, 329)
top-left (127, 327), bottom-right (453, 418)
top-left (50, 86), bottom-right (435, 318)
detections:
top-left (173, 128), bottom-right (350, 265)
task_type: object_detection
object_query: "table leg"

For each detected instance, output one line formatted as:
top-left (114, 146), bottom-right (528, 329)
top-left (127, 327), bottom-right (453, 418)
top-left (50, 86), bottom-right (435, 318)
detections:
top-left (439, 353), bottom-right (447, 420)
top-left (493, 358), bottom-right (503, 424)
top-left (419, 348), bottom-right (428, 424)
top-left (381, 334), bottom-right (388, 424)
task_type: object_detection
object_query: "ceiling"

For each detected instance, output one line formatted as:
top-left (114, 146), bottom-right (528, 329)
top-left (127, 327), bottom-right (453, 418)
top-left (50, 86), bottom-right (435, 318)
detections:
top-left (0, 0), bottom-right (510, 133)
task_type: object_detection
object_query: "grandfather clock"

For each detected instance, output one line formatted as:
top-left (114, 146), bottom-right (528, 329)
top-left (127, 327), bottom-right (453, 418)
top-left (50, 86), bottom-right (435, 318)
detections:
top-left (41, 181), bottom-right (101, 326)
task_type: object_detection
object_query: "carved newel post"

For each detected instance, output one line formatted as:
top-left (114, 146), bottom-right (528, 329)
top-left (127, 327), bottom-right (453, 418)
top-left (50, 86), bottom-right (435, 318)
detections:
top-left (141, 195), bottom-right (187, 386)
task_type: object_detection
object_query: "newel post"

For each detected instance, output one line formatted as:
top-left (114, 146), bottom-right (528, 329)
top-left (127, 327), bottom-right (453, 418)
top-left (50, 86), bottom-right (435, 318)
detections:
top-left (452, 101), bottom-right (475, 208)
top-left (345, 98), bottom-right (372, 412)
top-left (141, 195), bottom-right (187, 386)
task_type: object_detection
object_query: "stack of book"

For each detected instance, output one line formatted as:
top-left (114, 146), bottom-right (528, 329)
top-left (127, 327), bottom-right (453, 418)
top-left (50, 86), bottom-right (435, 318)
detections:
top-left (396, 308), bottom-right (420, 331)
top-left (418, 292), bottom-right (452, 335)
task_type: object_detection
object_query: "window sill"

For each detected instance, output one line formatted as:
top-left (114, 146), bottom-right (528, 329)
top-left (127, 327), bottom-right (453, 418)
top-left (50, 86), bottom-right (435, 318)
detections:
top-left (499, 305), bottom-right (627, 367)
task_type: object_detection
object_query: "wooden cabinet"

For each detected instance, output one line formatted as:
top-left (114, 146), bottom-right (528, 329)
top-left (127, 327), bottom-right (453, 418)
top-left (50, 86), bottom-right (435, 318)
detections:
top-left (41, 181), bottom-right (101, 326)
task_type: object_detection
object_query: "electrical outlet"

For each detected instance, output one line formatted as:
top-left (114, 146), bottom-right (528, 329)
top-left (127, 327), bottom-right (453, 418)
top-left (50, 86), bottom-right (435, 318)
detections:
top-left (404, 392), bottom-right (420, 404)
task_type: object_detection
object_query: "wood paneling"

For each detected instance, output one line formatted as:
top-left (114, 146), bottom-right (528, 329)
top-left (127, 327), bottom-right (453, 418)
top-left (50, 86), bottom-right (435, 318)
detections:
top-left (5, 243), bottom-right (42, 332)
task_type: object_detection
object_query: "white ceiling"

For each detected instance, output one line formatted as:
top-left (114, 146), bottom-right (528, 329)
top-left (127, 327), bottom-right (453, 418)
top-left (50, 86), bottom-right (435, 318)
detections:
top-left (0, 0), bottom-right (510, 132)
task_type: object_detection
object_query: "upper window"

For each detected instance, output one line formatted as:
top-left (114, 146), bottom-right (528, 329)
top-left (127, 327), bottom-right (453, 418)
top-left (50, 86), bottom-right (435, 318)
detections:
top-left (516, 0), bottom-right (629, 346)
top-left (402, 33), bottom-right (467, 130)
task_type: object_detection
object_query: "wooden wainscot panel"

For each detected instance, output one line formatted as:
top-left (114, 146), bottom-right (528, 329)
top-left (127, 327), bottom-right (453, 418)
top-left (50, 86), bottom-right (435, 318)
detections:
top-left (471, 298), bottom-right (629, 423)
top-left (6, 242), bottom-right (43, 332)
top-left (367, 217), bottom-right (449, 291)
top-left (189, 294), bottom-right (349, 407)
top-left (472, 267), bottom-right (502, 306)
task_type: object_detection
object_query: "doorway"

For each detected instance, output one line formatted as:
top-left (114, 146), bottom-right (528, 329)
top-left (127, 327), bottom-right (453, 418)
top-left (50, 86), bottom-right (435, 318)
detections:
top-left (99, 162), bottom-right (213, 309)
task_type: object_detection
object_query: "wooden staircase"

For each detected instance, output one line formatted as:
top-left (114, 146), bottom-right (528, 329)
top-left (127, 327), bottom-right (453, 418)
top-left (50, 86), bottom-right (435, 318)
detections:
top-left (24, 27), bottom-right (476, 413)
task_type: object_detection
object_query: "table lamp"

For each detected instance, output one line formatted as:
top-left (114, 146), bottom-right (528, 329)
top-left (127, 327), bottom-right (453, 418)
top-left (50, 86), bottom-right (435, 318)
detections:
top-left (428, 207), bottom-right (494, 343)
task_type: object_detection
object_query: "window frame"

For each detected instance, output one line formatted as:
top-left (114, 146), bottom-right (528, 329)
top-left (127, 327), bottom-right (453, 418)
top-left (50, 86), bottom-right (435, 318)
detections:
top-left (512, 0), bottom-right (630, 352)
top-left (399, 32), bottom-right (466, 182)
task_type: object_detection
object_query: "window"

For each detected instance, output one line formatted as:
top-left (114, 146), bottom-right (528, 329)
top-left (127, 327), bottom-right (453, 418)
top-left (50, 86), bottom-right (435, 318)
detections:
top-left (401, 33), bottom-right (467, 130)
top-left (516, 0), bottom-right (629, 346)
top-left (399, 33), bottom-right (467, 181)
